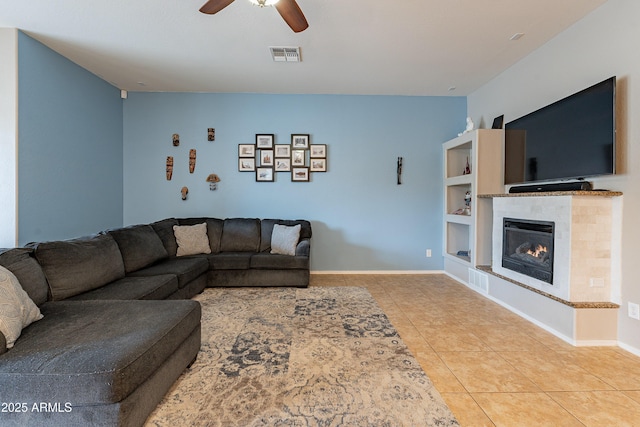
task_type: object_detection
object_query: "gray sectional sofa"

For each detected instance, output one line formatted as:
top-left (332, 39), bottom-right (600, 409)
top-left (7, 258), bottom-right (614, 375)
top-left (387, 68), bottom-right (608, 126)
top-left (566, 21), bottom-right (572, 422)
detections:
top-left (0, 217), bottom-right (311, 426)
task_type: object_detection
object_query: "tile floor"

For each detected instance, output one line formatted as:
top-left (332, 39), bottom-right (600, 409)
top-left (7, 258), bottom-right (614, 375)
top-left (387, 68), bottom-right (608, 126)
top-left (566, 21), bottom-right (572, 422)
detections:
top-left (311, 273), bottom-right (640, 427)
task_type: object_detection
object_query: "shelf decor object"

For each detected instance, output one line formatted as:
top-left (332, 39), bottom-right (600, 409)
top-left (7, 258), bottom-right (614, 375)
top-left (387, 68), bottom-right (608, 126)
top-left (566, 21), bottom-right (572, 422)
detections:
top-left (172, 133), bottom-right (180, 147)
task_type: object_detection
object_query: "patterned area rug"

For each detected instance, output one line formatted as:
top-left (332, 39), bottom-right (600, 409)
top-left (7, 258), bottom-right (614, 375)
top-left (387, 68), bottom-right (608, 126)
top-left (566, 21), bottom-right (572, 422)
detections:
top-left (146, 287), bottom-right (459, 426)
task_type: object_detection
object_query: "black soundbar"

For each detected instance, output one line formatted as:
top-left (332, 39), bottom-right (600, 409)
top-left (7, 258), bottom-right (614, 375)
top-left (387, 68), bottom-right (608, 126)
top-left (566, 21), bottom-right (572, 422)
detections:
top-left (508, 181), bottom-right (593, 193)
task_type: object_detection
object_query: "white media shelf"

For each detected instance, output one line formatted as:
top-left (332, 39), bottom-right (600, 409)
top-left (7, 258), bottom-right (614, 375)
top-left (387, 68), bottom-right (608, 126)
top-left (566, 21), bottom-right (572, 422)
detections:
top-left (442, 129), bottom-right (503, 281)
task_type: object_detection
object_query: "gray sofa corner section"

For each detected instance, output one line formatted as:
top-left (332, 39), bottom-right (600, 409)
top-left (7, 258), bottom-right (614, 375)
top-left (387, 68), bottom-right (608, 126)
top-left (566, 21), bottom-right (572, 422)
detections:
top-left (0, 300), bottom-right (201, 426)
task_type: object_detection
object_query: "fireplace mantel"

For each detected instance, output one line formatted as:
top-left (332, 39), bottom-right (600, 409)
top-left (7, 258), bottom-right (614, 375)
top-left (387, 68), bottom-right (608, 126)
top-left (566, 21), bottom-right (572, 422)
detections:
top-left (475, 192), bottom-right (623, 345)
top-left (479, 190), bottom-right (622, 198)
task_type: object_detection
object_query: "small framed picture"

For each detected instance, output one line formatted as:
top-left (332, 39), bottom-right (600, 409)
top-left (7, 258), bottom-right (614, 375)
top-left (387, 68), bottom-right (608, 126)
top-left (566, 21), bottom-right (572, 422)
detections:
top-left (256, 167), bottom-right (274, 182)
top-left (256, 134), bottom-right (274, 148)
top-left (238, 144), bottom-right (255, 157)
top-left (291, 149), bottom-right (306, 166)
top-left (291, 134), bottom-right (309, 149)
top-left (239, 158), bottom-right (255, 172)
top-left (310, 144), bottom-right (326, 158)
top-left (292, 167), bottom-right (309, 182)
top-left (275, 144), bottom-right (291, 158)
top-left (310, 158), bottom-right (327, 172)
top-left (260, 150), bottom-right (274, 166)
top-left (275, 158), bottom-right (291, 172)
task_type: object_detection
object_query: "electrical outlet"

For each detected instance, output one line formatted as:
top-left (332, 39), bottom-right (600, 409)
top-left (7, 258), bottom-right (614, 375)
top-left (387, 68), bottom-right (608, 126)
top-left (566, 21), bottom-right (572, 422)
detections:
top-left (629, 302), bottom-right (640, 320)
top-left (589, 278), bottom-right (605, 288)
top-left (426, 249), bottom-right (432, 258)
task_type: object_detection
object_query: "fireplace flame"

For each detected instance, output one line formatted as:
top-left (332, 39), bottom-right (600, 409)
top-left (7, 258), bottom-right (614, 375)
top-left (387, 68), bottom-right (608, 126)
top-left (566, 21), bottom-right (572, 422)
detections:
top-left (527, 244), bottom-right (548, 258)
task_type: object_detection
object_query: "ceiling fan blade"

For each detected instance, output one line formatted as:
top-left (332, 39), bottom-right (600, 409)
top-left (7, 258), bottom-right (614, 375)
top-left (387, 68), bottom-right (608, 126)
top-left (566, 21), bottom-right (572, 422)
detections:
top-left (199, 0), bottom-right (235, 14)
top-left (274, 0), bottom-right (309, 33)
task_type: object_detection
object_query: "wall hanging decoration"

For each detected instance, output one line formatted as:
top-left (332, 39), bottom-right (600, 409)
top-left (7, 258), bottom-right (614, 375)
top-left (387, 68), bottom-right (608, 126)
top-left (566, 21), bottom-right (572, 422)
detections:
top-left (206, 173), bottom-right (221, 190)
top-left (310, 158), bottom-right (326, 172)
top-left (181, 186), bottom-right (189, 200)
top-left (310, 144), bottom-right (327, 173)
top-left (256, 167), bottom-right (274, 182)
top-left (237, 134), bottom-right (327, 182)
top-left (310, 144), bottom-right (326, 158)
top-left (208, 128), bottom-right (215, 141)
top-left (291, 134), bottom-right (309, 149)
top-left (260, 149), bottom-right (274, 167)
top-left (239, 144), bottom-right (255, 158)
top-left (189, 149), bottom-right (197, 173)
top-left (239, 157), bottom-right (256, 172)
top-left (172, 133), bottom-right (180, 146)
top-left (275, 158), bottom-right (291, 172)
top-left (292, 167), bottom-right (309, 182)
top-left (397, 156), bottom-right (403, 184)
top-left (291, 149), bottom-right (306, 166)
top-left (166, 156), bottom-right (174, 180)
top-left (275, 144), bottom-right (291, 158)
top-left (256, 134), bottom-right (274, 148)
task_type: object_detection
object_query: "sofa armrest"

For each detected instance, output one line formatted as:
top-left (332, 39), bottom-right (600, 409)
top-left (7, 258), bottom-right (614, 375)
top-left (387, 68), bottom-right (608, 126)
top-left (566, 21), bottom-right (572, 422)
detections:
top-left (295, 238), bottom-right (310, 257)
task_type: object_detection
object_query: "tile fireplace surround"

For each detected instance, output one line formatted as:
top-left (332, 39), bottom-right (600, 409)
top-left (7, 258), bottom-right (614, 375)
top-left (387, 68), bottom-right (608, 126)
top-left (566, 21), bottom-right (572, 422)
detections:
top-left (477, 191), bottom-right (623, 345)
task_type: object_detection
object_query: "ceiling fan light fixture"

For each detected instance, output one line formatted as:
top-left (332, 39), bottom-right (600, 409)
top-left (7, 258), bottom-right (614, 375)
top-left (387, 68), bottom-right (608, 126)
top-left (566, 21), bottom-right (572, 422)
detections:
top-left (249, 0), bottom-right (280, 7)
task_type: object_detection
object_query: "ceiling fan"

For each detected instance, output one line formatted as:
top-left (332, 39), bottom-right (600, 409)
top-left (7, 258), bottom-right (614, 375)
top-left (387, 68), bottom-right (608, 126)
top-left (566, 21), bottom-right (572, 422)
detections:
top-left (200, 0), bottom-right (309, 33)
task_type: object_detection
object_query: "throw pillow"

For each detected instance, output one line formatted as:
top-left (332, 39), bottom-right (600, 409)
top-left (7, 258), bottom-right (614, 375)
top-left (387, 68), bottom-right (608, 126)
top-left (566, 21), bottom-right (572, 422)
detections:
top-left (0, 265), bottom-right (43, 349)
top-left (173, 223), bottom-right (212, 256)
top-left (270, 224), bottom-right (301, 256)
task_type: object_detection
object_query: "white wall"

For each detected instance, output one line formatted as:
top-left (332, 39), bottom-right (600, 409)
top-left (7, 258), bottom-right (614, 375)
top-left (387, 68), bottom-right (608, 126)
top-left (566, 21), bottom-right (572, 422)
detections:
top-left (0, 28), bottom-right (18, 247)
top-left (467, 0), bottom-right (640, 353)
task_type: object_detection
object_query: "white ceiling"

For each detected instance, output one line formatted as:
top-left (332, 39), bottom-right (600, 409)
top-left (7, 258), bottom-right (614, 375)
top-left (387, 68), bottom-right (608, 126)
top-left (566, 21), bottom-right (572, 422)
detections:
top-left (0, 0), bottom-right (608, 96)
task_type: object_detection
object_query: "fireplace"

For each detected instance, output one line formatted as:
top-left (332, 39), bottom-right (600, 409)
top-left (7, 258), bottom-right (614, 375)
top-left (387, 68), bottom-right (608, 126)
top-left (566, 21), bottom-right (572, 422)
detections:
top-left (502, 218), bottom-right (554, 284)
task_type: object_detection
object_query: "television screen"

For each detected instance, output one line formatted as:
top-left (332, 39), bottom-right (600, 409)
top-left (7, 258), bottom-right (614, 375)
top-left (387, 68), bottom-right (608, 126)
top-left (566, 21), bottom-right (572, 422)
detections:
top-left (504, 77), bottom-right (616, 185)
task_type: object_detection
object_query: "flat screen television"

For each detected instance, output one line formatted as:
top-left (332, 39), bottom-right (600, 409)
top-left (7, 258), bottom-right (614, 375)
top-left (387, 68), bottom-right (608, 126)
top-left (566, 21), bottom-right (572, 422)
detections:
top-left (504, 76), bottom-right (616, 185)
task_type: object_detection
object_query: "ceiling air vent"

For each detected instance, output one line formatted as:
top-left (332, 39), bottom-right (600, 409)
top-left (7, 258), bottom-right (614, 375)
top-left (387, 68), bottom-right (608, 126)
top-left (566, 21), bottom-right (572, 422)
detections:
top-left (269, 46), bottom-right (301, 62)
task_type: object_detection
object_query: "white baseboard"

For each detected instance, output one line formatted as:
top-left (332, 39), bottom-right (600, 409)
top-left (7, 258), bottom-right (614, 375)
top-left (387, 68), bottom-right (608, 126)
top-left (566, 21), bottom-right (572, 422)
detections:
top-left (311, 270), bottom-right (445, 275)
top-left (618, 341), bottom-right (640, 357)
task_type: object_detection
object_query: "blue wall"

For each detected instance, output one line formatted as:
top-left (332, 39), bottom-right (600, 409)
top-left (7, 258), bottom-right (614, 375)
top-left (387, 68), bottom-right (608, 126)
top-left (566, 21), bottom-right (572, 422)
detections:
top-left (124, 92), bottom-right (465, 271)
top-left (17, 32), bottom-right (123, 245)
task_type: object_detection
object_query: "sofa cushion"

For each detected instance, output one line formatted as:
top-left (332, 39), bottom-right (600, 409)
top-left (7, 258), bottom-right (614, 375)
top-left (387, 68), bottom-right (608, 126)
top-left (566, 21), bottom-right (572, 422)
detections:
top-left (208, 252), bottom-right (253, 270)
top-left (173, 223), bottom-right (211, 256)
top-left (108, 224), bottom-right (169, 273)
top-left (0, 248), bottom-right (49, 306)
top-left (67, 275), bottom-right (179, 301)
top-left (260, 219), bottom-right (312, 252)
top-left (33, 234), bottom-right (126, 301)
top-left (0, 299), bottom-right (200, 404)
top-left (220, 218), bottom-right (261, 252)
top-left (250, 253), bottom-right (309, 270)
top-left (270, 224), bottom-right (301, 256)
top-left (129, 257), bottom-right (208, 288)
top-left (178, 218), bottom-right (224, 253)
top-left (150, 218), bottom-right (179, 256)
top-left (0, 266), bottom-right (43, 348)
